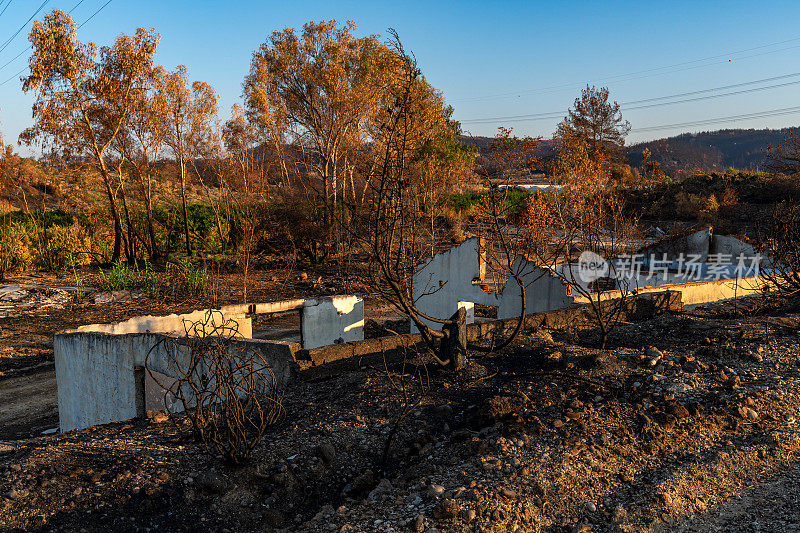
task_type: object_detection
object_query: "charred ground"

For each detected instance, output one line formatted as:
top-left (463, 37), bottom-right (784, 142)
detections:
top-left (1, 290), bottom-right (800, 532)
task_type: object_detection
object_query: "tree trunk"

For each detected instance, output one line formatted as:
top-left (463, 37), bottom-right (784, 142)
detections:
top-left (142, 172), bottom-right (160, 261)
top-left (100, 169), bottom-right (123, 263)
top-left (117, 166), bottom-right (136, 262)
top-left (120, 188), bottom-right (135, 262)
top-left (441, 307), bottom-right (467, 370)
top-left (179, 156), bottom-right (192, 257)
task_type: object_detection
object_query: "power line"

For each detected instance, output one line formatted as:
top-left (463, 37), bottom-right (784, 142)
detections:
top-left (77, 0), bottom-right (108, 28)
top-left (0, 0), bottom-right (50, 55)
top-left (456, 36), bottom-right (800, 103)
top-left (0, 0), bottom-right (112, 87)
top-left (631, 105), bottom-right (800, 134)
top-left (621, 72), bottom-right (800, 106)
top-left (625, 79), bottom-right (800, 112)
top-left (0, 0), bottom-right (86, 71)
top-left (460, 72), bottom-right (800, 124)
top-left (69, 0), bottom-right (86, 16)
top-left (0, 41), bottom-right (27, 70)
top-left (0, 0), bottom-right (14, 18)
top-left (461, 105), bottom-right (800, 136)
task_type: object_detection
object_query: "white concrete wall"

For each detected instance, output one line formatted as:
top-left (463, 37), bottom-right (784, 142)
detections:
top-left (55, 295), bottom-right (373, 431)
top-left (54, 330), bottom-right (300, 432)
top-left (411, 237), bottom-right (499, 331)
top-left (301, 295), bottom-right (364, 349)
top-left (709, 235), bottom-right (771, 267)
top-left (497, 256), bottom-right (575, 319)
top-left (54, 332), bottom-right (171, 431)
top-left (76, 308), bottom-right (252, 338)
top-left (640, 228), bottom-right (712, 262)
top-left (571, 275), bottom-right (771, 308)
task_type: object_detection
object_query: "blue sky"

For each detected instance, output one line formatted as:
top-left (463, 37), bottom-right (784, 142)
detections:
top-left (2, 0), bottom-right (800, 155)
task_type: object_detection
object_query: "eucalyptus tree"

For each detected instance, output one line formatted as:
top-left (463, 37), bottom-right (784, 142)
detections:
top-left (158, 65), bottom-right (218, 257)
top-left (20, 9), bottom-right (159, 262)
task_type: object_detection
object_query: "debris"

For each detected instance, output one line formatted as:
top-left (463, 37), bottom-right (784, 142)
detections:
top-left (93, 290), bottom-right (145, 304)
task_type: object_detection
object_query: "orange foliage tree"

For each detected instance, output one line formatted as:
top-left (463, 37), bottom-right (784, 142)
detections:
top-left (243, 21), bottom-right (456, 262)
top-left (20, 9), bottom-right (159, 262)
top-left (158, 65), bottom-right (219, 257)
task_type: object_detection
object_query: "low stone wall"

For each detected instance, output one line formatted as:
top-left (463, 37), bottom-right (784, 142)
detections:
top-left (297, 290), bottom-right (683, 367)
top-left (572, 275), bottom-right (771, 308)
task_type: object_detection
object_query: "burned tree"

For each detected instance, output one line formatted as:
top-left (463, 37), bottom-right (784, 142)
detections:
top-left (758, 201), bottom-right (800, 298)
top-left (545, 132), bottom-right (642, 348)
top-left (354, 36), bottom-right (547, 369)
top-left (145, 312), bottom-right (284, 464)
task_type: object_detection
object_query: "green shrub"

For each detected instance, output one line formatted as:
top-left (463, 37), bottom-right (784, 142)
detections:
top-left (140, 259), bottom-right (159, 298)
top-left (447, 192), bottom-right (482, 213)
top-left (34, 222), bottom-right (93, 271)
top-left (0, 209), bottom-right (80, 229)
top-left (100, 260), bottom-right (137, 291)
top-left (500, 187), bottom-right (529, 216)
top-left (184, 261), bottom-right (209, 295)
top-left (97, 259), bottom-right (164, 295)
top-left (446, 188), bottom-right (530, 217)
top-left (166, 259), bottom-right (209, 296)
top-left (0, 211), bottom-right (94, 272)
top-left (153, 202), bottom-right (231, 254)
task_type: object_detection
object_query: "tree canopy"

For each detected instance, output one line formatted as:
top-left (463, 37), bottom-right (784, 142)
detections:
top-left (555, 85), bottom-right (630, 166)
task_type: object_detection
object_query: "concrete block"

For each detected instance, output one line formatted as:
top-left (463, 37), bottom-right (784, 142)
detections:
top-left (301, 295), bottom-right (364, 349)
top-left (54, 332), bottom-right (163, 431)
top-left (54, 329), bottom-right (300, 432)
top-left (76, 308), bottom-right (252, 338)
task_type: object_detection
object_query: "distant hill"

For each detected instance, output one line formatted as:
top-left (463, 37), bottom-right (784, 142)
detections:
top-left (624, 128), bottom-right (796, 175)
top-left (463, 128), bottom-right (798, 177)
top-left (459, 135), bottom-right (556, 158)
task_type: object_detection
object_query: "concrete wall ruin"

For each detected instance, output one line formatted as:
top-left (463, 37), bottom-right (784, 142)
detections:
top-left (411, 237), bottom-right (499, 331)
top-left (54, 330), bottom-right (300, 432)
top-left (74, 307), bottom-right (253, 337)
top-left (640, 227), bottom-right (712, 263)
top-left (54, 296), bottom-right (364, 432)
top-left (411, 240), bottom-right (577, 328)
top-left (410, 231), bottom-right (772, 334)
top-left (301, 295), bottom-right (364, 349)
top-left (638, 227), bottom-right (768, 267)
top-left (497, 256), bottom-right (575, 319)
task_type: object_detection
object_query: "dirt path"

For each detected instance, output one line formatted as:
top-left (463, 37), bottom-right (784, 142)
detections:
top-left (0, 367), bottom-right (58, 440)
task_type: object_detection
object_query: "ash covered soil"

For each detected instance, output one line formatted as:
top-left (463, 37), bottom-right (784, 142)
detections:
top-left (1, 294), bottom-right (800, 532)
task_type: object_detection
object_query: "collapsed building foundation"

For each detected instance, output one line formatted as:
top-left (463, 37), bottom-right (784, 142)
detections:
top-left (54, 295), bottom-right (364, 431)
top-left (411, 230), bottom-right (772, 329)
top-left (54, 229), bottom-right (775, 433)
